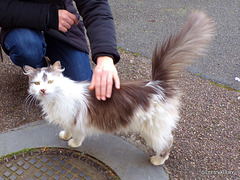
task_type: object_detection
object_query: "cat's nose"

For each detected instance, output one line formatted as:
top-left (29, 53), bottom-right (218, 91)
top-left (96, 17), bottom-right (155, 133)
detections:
top-left (41, 89), bottom-right (46, 94)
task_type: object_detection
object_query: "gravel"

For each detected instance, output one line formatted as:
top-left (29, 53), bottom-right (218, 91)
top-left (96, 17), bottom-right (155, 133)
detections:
top-left (0, 49), bottom-right (239, 179)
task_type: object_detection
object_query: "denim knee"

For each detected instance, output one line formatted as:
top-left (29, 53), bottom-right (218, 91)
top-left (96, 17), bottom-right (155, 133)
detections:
top-left (4, 29), bottom-right (46, 68)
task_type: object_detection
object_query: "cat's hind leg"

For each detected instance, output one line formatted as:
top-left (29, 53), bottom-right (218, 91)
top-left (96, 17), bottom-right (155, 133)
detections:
top-left (141, 122), bottom-right (173, 166)
top-left (150, 135), bottom-right (173, 166)
top-left (59, 130), bottom-right (72, 141)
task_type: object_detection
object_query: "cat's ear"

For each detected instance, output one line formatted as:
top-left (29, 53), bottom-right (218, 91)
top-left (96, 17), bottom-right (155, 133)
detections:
top-left (52, 61), bottom-right (61, 70)
top-left (23, 65), bottom-right (36, 77)
top-left (51, 61), bottom-right (65, 75)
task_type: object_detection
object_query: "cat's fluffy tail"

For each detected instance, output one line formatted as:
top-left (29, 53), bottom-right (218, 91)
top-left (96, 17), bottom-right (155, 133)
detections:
top-left (152, 11), bottom-right (214, 97)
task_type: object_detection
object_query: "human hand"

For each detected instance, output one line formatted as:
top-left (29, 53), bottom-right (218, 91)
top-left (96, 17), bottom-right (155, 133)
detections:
top-left (58, 10), bottom-right (78, 32)
top-left (89, 56), bottom-right (120, 101)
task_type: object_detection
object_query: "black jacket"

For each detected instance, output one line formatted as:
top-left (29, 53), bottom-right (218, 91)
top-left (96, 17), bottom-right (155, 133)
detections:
top-left (0, 0), bottom-right (120, 63)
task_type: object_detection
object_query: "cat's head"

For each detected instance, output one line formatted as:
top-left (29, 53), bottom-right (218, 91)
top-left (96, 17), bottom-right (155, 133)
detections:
top-left (24, 61), bottom-right (64, 100)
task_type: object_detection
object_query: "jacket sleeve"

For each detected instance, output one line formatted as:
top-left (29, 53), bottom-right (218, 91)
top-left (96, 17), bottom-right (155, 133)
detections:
top-left (75, 0), bottom-right (120, 64)
top-left (0, 0), bottom-right (58, 30)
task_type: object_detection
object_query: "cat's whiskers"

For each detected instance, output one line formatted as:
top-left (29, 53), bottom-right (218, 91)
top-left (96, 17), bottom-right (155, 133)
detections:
top-left (24, 94), bottom-right (33, 110)
top-left (29, 95), bottom-right (38, 111)
top-left (24, 94), bottom-right (38, 112)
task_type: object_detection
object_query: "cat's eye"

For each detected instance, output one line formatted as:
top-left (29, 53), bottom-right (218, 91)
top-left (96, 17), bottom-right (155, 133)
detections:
top-left (34, 82), bottom-right (40, 85)
top-left (48, 80), bottom-right (54, 84)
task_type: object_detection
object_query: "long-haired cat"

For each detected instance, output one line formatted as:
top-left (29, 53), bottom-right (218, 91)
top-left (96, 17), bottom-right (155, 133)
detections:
top-left (24, 11), bottom-right (214, 166)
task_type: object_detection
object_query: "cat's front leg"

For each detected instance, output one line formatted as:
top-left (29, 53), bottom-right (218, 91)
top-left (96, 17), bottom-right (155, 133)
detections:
top-left (68, 132), bottom-right (85, 148)
top-left (59, 130), bottom-right (72, 141)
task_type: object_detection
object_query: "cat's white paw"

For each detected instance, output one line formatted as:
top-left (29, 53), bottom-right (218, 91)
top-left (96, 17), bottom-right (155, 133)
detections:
top-left (150, 153), bottom-right (170, 166)
top-left (59, 131), bottom-right (71, 141)
top-left (68, 139), bottom-right (82, 148)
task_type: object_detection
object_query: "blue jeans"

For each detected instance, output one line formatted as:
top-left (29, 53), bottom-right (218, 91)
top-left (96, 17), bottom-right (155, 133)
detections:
top-left (4, 28), bottom-right (92, 81)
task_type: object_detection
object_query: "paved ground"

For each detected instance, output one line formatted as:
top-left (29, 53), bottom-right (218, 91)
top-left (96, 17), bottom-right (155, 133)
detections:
top-left (0, 121), bottom-right (168, 180)
top-left (1, 48), bottom-right (240, 179)
top-left (0, 0), bottom-right (240, 179)
top-left (109, 0), bottom-right (240, 90)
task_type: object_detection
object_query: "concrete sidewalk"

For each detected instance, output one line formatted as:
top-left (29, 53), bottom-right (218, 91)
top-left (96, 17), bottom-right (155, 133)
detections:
top-left (109, 0), bottom-right (240, 90)
top-left (0, 120), bottom-right (169, 180)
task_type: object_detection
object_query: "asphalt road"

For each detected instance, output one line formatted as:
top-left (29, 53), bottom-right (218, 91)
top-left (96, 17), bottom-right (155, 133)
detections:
top-left (109, 0), bottom-right (240, 90)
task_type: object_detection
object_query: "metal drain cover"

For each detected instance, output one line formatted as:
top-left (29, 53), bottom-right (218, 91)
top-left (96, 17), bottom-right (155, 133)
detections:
top-left (0, 147), bottom-right (120, 180)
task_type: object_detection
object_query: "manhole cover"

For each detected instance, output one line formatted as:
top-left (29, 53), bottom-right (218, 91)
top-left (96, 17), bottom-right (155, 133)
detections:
top-left (0, 147), bottom-right (120, 180)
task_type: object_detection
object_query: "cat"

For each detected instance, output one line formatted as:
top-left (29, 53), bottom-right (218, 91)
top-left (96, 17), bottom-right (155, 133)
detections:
top-left (24, 11), bottom-right (214, 166)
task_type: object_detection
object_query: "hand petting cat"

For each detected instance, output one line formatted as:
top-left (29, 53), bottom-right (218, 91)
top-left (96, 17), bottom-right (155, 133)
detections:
top-left (57, 10), bottom-right (120, 100)
top-left (89, 56), bottom-right (120, 101)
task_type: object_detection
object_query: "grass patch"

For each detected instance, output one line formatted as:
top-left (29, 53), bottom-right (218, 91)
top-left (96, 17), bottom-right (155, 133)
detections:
top-left (194, 73), bottom-right (240, 92)
top-left (117, 46), bottom-right (145, 57)
top-left (0, 148), bottom-right (36, 161)
top-left (210, 81), bottom-right (240, 92)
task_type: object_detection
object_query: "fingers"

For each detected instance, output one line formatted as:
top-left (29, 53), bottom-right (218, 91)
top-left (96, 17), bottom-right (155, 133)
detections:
top-left (73, 17), bottom-right (79, 25)
top-left (58, 10), bottom-right (78, 32)
top-left (89, 77), bottom-right (95, 90)
top-left (113, 72), bottom-right (120, 89)
top-left (105, 73), bottom-right (113, 99)
top-left (106, 72), bottom-right (120, 99)
top-left (94, 68), bottom-right (102, 100)
top-left (100, 69), bottom-right (108, 100)
top-left (97, 69), bottom-right (118, 101)
top-left (89, 56), bottom-right (120, 101)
